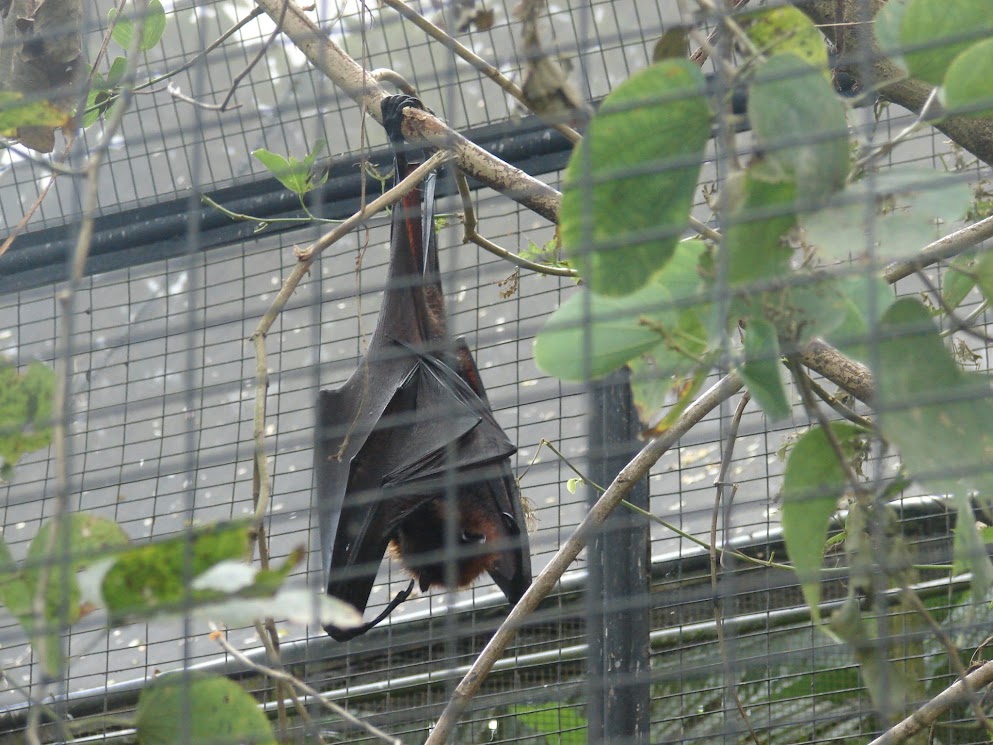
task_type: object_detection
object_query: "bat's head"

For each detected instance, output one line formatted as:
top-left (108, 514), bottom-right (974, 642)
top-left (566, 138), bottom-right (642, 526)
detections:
top-left (389, 490), bottom-right (528, 601)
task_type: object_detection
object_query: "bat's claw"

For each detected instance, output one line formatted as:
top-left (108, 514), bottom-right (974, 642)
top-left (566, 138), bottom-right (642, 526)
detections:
top-left (382, 94), bottom-right (424, 144)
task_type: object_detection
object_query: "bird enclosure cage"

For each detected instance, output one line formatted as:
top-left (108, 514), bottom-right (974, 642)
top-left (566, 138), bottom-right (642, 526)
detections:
top-left (1, 1), bottom-right (993, 744)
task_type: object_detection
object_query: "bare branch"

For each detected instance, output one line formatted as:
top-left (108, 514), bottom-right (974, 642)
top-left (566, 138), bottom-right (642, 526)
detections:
top-left (425, 372), bottom-right (745, 744)
top-left (252, 0), bottom-right (562, 223)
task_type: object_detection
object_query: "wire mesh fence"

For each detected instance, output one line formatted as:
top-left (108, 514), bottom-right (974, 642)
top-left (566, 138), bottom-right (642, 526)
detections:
top-left (0, 0), bottom-right (992, 743)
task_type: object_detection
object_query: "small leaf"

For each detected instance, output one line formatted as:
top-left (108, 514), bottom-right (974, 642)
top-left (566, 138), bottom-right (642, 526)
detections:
top-left (566, 477), bottom-right (581, 494)
top-left (136, 672), bottom-right (277, 745)
top-left (253, 143), bottom-right (326, 196)
top-left (561, 60), bottom-right (710, 296)
top-left (511, 703), bottom-right (587, 745)
top-left (652, 28), bottom-right (689, 62)
top-left (740, 319), bottom-right (791, 421)
top-left (901, 0), bottom-right (993, 85)
top-left (747, 54), bottom-right (849, 202)
top-left (942, 252), bottom-right (977, 311)
top-left (942, 38), bottom-right (993, 118)
top-left (110, 0), bottom-right (167, 52)
top-left (107, 56), bottom-right (128, 87)
top-left (781, 422), bottom-right (866, 623)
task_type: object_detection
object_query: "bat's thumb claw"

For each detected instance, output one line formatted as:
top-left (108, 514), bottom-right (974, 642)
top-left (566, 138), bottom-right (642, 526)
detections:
top-left (382, 94), bottom-right (424, 143)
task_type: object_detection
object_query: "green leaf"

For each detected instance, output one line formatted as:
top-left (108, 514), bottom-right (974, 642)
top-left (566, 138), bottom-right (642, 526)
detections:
top-left (825, 276), bottom-right (895, 363)
top-left (561, 60), bottom-right (710, 296)
top-left (942, 38), bottom-right (993, 118)
top-left (901, 0), bottom-right (993, 85)
top-left (109, 0), bottom-right (167, 52)
top-left (253, 140), bottom-right (327, 196)
top-left (534, 284), bottom-right (670, 380)
top-left (953, 504), bottom-right (993, 602)
top-left (652, 28), bottom-right (689, 62)
top-left (747, 54), bottom-right (849, 202)
top-left (102, 521), bottom-right (253, 623)
top-left (510, 703), bottom-right (587, 745)
top-left (725, 166), bottom-right (797, 288)
top-left (740, 319), bottom-right (790, 421)
top-left (535, 240), bottom-right (709, 381)
top-left (942, 251), bottom-right (978, 311)
top-left (876, 298), bottom-right (993, 498)
top-left (971, 249), bottom-right (993, 307)
top-left (632, 366), bottom-right (707, 435)
top-left (801, 168), bottom-right (971, 262)
top-left (874, 0), bottom-right (909, 74)
top-left (136, 672), bottom-right (277, 745)
top-left (0, 360), bottom-right (56, 480)
top-left (743, 7), bottom-right (830, 71)
top-left (0, 93), bottom-right (69, 135)
top-left (107, 56), bottom-right (128, 87)
top-left (781, 422), bottom-right (866, 624)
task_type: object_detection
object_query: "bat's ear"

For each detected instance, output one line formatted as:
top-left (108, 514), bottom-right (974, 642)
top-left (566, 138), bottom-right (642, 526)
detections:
top-left (382, 94), bottom-right (425, 144)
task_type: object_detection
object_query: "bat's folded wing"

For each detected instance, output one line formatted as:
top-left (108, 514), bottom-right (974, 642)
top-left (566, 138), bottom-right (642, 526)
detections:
top-left (382, 350), bottom-right (516, 487)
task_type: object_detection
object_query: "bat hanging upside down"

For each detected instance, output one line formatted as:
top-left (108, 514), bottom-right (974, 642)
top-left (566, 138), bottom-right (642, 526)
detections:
top-left (314, 95), bottom-right (533, 641)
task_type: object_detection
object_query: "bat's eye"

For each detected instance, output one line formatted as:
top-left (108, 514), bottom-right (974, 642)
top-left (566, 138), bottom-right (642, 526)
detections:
top-left (460, 530), bottom-right (486, 544)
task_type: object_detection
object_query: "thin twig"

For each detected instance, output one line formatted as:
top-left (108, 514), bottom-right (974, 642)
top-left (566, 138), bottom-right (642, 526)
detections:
top-left (802, 371), bottom-right (874, 430)
top-left (901, 586), bottom-right (993, 736)
top-left (454, 170), bottom-right (577, 277)
top-left (381, 0), bottom-right (581, 144)
top-left (253, 0), bottom-right (561, 223)
top-left (213, 632), bottom-right (402, 744)
top-left (884, 214), bottom-right (993, 284)
top-left (216, 0), bottom-right (290, 112)
top-left (788, 357), bottom-right (867, 498)
top-left (915, 268), bottom-right (993, 345)
top-left (26, 7), bottom-right (149, 744)
top-left (868, 658), bottom-right (993, 745)
top-left (424, 372), bottom-right (745, 745)
top-left (709, 392), bottom-right (762, 745)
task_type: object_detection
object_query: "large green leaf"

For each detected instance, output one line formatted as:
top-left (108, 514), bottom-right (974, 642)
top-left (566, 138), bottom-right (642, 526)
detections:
top-left (781, 422), bottom-right (866, 624)
top-left (561, 60), bottom-right (710, 296)
top-left (747, 54), bottom-right (849, 203)
top-left (942, 38), bottom-right (993, 118)
top-left (875, 298), bottom-right (993, 593)
top-left (534, 285), bottom-right (670, 381)
top-left (136, 672), bottom-right (277, 745)
top-left (801, 168), bottom-right (971, 262)
top-left (724, 166), bottom-right (797, 288)
top-left (740, 319), bottom-right (791, 421)
top-left (536, 240), bottom-right (709, 381)
top-left (901, 0), bottom-right (993, 85)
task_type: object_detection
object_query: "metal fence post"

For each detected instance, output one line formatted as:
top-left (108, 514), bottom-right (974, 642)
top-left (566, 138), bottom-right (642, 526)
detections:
top-left (587, 367), bottom-right (651, 743)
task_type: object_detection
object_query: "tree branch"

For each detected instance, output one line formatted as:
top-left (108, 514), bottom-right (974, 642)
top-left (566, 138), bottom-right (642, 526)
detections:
top-left (424, 372), bottom-right (745, 745)
top-left (253, 0), bottom-right (562, 223)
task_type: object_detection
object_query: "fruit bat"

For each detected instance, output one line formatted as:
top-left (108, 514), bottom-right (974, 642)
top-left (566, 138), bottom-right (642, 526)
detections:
top-left (314, 95), bottom-right (532, 641)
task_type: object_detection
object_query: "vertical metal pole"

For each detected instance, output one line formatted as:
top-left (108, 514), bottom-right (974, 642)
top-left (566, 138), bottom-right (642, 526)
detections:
top-left (586, 367), bottom-right (651, 743)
